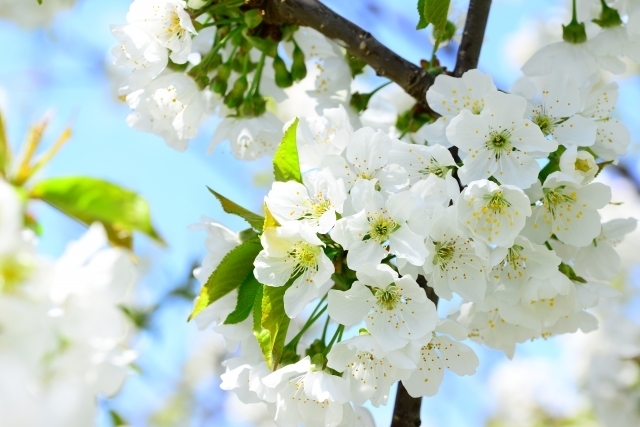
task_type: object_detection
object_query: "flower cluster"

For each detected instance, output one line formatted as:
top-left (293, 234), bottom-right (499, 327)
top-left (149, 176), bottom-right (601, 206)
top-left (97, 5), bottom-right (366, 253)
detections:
top-left (0, 179), bottom-right (139, 427)
top-left (191, 54), bottom-right (633, 423)
top-left (111, 0), bottom-right (352, 157)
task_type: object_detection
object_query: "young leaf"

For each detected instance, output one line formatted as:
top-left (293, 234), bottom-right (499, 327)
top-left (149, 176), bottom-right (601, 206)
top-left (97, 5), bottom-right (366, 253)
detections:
top-left (224, 272), bottom-right (262, 324)
top-left (254, 283), bottom-right (291, 370)
top-left (263, 203), bottom-right (280, 231)
top-left (207, 187), bottom-right (265, 230)
top-left (273, 118), bottom-right (302, 183)
top-left (30, 176), bottom-right (164, 246)
top-left (420, 0), bottom-right (452, 39)
top-left (189, 240), bottom-right (263, 321)
top-left (416, 0), bottom-right (428, 29)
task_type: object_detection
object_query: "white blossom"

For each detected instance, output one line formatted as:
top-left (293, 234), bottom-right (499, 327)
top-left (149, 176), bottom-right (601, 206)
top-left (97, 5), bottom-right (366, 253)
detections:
top-left (521, 41), bottom-right (603, 86)
top-left (446, 91), bottom-right (555, 189)
top-left (331, 180), bottom-right (428, 270)
top-left (389, 141), bottom-right (459, 201)
top-left (424, 206), bottom-right (490, 303)
top-left (559, 145), bottom-right (598, 185)
top-left (262, 356), bottom-right (352, 427)
top-left (522, 172), bottom-right (611, 247)
top-left (324, 127), bottom-right (408, 194)
top-left (512, 73), bottom-right (597, 147)
top-left (126, 72), bottom-right (205, 150)
top-left (403, 319), bottom-right (479, 397)
top-left (457, 179), bottom-right (532, 247)
top-left (327, 334), bottom-right (414, 407)
top-left (489, 236), bottom-right (562, 304)
top-left (424, 69), bottom-right (497, 146)
top-left (297, 106), bottom-right (352, 172)
top-left (265, 169), bottom-right (347, 234)
top-left (254, 222), bottom-right (334, 318)
top-left (210, 113), bottom-right (284, 160)
top-left (567, 218), bottom-right (637, 281)
top-left (327, 264), bottom-right (437, 351)
top-left (110, 24), bottom-right (168, 90)
top-left (126, 0), bottom-right (196, 64)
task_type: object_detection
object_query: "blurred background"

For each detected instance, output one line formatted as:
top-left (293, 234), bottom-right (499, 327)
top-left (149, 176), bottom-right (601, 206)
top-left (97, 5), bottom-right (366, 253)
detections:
top-left (1, 0), bottom-right (639, 426)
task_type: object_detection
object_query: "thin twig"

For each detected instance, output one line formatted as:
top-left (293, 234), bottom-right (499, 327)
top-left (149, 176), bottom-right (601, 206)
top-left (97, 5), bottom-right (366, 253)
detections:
top-left (453, 0), bottom-right (493, 77)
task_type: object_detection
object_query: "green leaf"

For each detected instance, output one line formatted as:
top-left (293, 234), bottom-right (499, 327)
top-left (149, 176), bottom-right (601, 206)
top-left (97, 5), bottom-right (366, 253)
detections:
top-left (273, 118), bottom-right (302, 183)
top-left (207, 187), bottom-right (265, 230)
top-left (420, 0), bottom-right (451, 41)
top-left (30, 176), bottom-right (164, 247)
top-left (37, 0), bottom-right (43, 4)
top-left (189, 239), bottom-right (263, 321)
top-left (0, 110), bottom-right (9, 176)
top-left (109, 410), bottom-right (127, 427)
top-left (254, 283), bottom-right (291, 370)
top-left (224, 272), bottom-right (262, 324)
top-left (416, 0), bottom-right (428, 29)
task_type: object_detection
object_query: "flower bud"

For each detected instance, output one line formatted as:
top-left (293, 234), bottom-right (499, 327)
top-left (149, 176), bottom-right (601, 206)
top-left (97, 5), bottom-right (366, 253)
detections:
top-left (211, 63), bottom-right (231, 95)
top-left (224, 76), bottom-right (248, 109)
top-left (273, 55), bottom-right (293, 88)
top-left (291, 44), bottom-right (307, 81)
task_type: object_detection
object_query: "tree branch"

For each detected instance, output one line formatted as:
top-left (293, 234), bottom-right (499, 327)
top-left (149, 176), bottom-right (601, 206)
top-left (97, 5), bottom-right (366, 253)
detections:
top-left (263, 0), bottom-right (434, 105)
top-left (391, 381), bottom-right (423, 427)
top-left (390, 275), bottom-right (439, 427)
top-left (453, 0), bottom-right (493, 77)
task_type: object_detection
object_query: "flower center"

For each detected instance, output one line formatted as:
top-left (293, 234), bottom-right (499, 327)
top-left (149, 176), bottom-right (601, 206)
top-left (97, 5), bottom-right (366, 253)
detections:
top-left (533, 114), bottom-right (553, 136)
top-left (482, 191), bottom-right (512, 214)
top-left (505, 244), bottom-right (525, 270)
top-left (471, 100), bottom-right (484, 115)
top-left (543, 186), bottom-right (577, 215)
top-left (302, 194), bottom-right (332, 219)
top-left (166, 10), bottom-right (185, 36)
top-left (374, 284), bottom-right (401, 310)
top-left (289, 243), bottom-right (320, 275)
top-left (365, 215), bottom-right (399, 244)
top-left (574, 158), bottom-right (591, 173)
top-left (0, 254), bottom-right (33, 294)
top-left (418, 158), bottom-right (450, 178)
top-left (486, 130), bottom-right (513, 159)
top-left (432, 240), bottom-right (455, 269)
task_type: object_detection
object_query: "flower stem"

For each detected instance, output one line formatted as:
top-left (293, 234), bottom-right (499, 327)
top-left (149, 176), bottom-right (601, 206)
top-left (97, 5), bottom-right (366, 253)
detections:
top-left (323, 324), bottom-right (344, 356)
top-left (248, 52), bottom-right (267, 97)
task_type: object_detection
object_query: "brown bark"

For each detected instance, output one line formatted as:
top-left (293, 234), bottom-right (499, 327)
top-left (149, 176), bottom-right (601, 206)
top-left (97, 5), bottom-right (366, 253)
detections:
top-left (453, 0), bottom-right (493, 77)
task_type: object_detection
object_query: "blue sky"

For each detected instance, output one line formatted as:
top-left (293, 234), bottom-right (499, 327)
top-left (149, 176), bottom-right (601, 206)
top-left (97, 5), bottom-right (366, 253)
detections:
top-left (1, 0), bottom-right (639, 426)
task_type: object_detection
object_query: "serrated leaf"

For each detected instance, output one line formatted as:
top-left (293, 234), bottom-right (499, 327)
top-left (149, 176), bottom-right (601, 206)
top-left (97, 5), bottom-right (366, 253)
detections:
top-left (421, 0), bottom-right (451, 40)
top-left (189, 240), bottom-right (263, 321)
top-left (208, 187), bottom-right (264, 230)
top-left (30, 176), bottom-right (164, 247)
top-left (416, 0), bottom-right (428, 29)
top-left (224, 272), bottom-right (262, 324)
top-left (273, 118), bottom-right (302, 184)
top-left (254, 283), bottom-right (291, 370)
